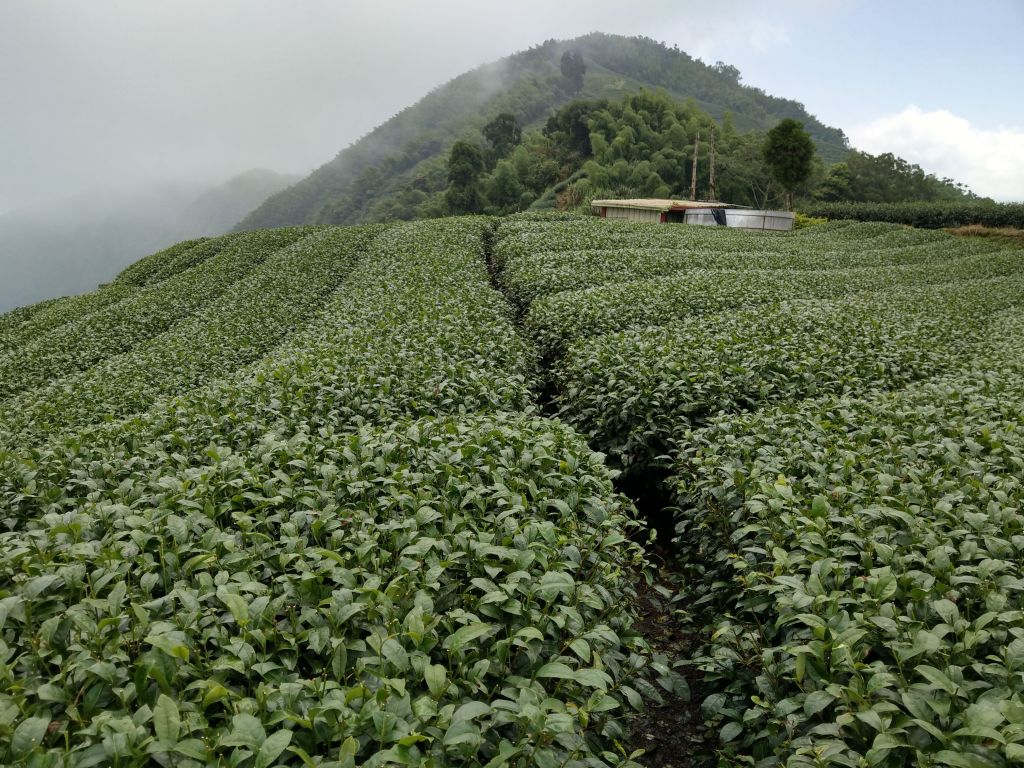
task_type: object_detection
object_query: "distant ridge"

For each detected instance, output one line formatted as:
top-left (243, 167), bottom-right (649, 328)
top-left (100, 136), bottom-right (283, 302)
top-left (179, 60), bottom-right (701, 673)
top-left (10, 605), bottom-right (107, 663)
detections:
top-left (0, 169), bottom-right (297, 313)
top-left (236, 33), bottom-right (848, 229)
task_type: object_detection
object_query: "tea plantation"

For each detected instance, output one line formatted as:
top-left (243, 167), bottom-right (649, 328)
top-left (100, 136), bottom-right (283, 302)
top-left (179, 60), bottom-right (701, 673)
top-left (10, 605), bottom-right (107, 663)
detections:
top-left (0, 215), bottom-right (1021, 766)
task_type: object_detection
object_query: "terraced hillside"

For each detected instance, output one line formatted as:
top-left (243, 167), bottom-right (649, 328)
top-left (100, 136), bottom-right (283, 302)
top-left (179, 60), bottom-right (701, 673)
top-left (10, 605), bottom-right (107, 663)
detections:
top-left (495, 216), bottom-right (1024, 766)
top-left (1, 216), bottom-right (1022, 766)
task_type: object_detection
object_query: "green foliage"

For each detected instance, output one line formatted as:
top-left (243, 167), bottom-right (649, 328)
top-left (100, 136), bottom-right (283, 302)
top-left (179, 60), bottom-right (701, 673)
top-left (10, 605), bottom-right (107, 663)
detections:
top-left (446, 141), bottom-right (486, 215)
top-left (7, 204), bottom-right (1022, 767)
top-left (567, 34), bottom-right (848, 162)
top-left (553, 279), bottom-right (1023, 474)
top-left (763, 119), bottom-right (816, 210)
top-left (0, 299), bottom-right (59, 341)
top-left (482, 112), bottom-right (523, 161)
top-left (485, 160), bottom-right (527, 215)
top-left (804, 200), bottom-right (1024, 229)
top-left (560, 49), bottom-right (586, 93)
top-left (792, 211), bottom-right (827, 229)
top-left (447, 141), bottom-right (484, 187)
top-left (237, 33), bottom-right (850, 230)
top-left (580, 91), bottom-right (709, 199)
top-left (524, 247), bottom-right (1022, 358)
top-left (0, 410), bottom-right (648, 766)
top-left (710, 131), bottom-right (776, 208)
top-left (529, 91), bottom-right (816, 210)
top-left (543, 99), bottom-right (607, 161)
top-left (488, 213), bottom-right (1024, 764)
top-left (0, 228), bottom-right (311, 400)
top-left (818, 151), bottom-right (976, 203)
top-left (0, 237), bottom-right (249, 358)
top-left (0, 217), bottom-right (659, 766)
top-left (493, 217), bottom-right (989, 306)
top-left (0, 226), bottom-right (382, 439)
top-left (113, 238), bottom-right (209, 287)
top-left (675, 323), bottom-right (1024, 764)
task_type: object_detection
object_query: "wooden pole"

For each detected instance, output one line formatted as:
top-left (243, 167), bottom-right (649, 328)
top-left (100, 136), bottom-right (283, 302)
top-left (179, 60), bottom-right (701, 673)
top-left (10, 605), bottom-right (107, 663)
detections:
top-left (690, 131), bottom-right (700, 201)
top-left (708, 124), bottom-right (717, 201)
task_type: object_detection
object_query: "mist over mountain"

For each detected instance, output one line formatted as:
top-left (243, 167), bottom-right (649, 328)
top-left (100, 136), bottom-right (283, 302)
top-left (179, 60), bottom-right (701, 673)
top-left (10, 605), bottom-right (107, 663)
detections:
top-left (0, 169), bottom-right (297, 312)
top-left (236, 33), bottom-right (848, 230)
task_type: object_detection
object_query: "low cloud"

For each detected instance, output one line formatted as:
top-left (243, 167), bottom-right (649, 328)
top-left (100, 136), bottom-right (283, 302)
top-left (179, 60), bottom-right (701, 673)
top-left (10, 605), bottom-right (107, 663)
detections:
top-left (0, 0), bottom-right (806, 214)
top-left (848, 106), bottom-right (1024, 202)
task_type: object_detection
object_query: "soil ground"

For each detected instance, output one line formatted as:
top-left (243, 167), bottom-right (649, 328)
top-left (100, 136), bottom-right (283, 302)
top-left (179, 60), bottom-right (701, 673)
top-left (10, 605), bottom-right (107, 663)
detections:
top-left (627, 561), bottom-right (717, 768)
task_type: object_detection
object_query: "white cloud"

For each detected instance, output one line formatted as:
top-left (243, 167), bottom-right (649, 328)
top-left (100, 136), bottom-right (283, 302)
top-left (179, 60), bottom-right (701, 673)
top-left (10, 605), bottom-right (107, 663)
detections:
top-left (848, 106), bottom-right (1024, 202)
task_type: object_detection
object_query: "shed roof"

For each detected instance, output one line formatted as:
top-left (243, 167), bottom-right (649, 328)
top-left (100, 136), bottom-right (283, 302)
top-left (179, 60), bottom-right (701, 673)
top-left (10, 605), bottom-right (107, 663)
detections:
top-left (591, 198), bottom-right (736, 211)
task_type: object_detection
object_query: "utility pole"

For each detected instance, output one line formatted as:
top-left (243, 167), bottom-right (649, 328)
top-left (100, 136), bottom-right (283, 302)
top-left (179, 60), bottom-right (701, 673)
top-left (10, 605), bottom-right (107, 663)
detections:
top-left (690, 131), bottom-right (700, 201)
top-left (708, 124), bottom-right (717, 201)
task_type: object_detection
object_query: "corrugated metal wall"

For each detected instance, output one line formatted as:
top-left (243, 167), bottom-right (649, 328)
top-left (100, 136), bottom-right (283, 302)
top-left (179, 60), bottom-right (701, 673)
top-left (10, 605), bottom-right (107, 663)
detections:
top-left (604, 207), bottom-right (662, 223)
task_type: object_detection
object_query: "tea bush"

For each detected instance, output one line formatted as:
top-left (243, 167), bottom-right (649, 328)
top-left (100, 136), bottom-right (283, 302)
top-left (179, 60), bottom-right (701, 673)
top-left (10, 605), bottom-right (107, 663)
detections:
top-left (552, 278), bottom-right (1024, 472)
top-left (0, 226), bottom-right (381, 440)
top-left (525, 249), bottom-right (1024, 357)
top-left (0, 217), bottom-right (656, 767)
top-left (0, 228), bottom-right (312, 399)
top-left (803, 200), bottom-right (1024, 229)
top-left (673, 316), bottom-right (1024, 764)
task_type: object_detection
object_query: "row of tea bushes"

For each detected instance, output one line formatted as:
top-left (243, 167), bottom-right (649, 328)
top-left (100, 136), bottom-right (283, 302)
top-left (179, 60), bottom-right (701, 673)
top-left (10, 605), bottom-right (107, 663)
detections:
top-left (493, 217), bottom-right (833, 268)
top-left (112, 237), bottom-right (212, 288)
top-left (0, 227), bottom-right (382, 441)
top-left (0, 219), bottom-right (536, 520)
top-left (489, 214), bottom-right (1024, 764)
top-left (0, 228), bottom-right (313, 400)
top-left (493, 217), bottom-right (964, 272)
top-left (803, 200), bottom-right (1024, 229)
top-left (552, 278), bottom-right (1024, 473)
top-left (525, 249), bottom-right (1024, 357)
top-left (497, 232), bottom-right (1002, 307)
top-left (0, 299), bottom-right (62, 348)
top-left (0, 412), bottom-right (651, 767)
top-left (673, 311), bottom-right (1024, 765)
top-left (0, 236), bottom-right (255, 357)
top-left (0, 299), bottom-right (62, 335)
top-left (0, 287), bottom-right (133, 357)
top-left (0, 218), bottom-right (656, 767)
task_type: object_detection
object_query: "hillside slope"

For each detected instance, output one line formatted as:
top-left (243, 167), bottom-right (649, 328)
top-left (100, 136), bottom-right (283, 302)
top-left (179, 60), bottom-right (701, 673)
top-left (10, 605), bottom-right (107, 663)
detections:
top-left (1, 216), bottom-right (1023, 765)
top-left (236, 33), bottom-right (848, 229)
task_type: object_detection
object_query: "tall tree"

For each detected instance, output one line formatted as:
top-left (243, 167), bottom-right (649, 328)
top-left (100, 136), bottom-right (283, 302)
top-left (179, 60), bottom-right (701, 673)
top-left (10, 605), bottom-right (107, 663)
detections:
top-left (446, 141), bottom-right (485, 215)
top-left (482, 113), bottom-right (522, 161)
top-left (544, 99), bottom-right (605, 159)
top-left (763, 118), bottom-right (815, 210)
top-left (486, 159), bottom-right (526, 214)
top-left (560, 49), bottom-right (586, 93)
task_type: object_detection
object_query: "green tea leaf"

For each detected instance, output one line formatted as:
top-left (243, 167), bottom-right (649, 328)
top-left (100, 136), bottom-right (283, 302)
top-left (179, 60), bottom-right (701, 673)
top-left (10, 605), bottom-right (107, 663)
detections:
top-left (720, 721), bottom-right (742, 743)
top-left (153, 694), bottom-right (181, 745)
top-left (10, 716), bottom-right (50, 758)
top-left (254, 730), bottom-right (293, 768)
top-left (443, 622), bottom-right (493, 653)
top-left (425, 663), bottom-right (447, 698)
top-left (536, 662), bottom-right (575, 680)
top-left (803, 690), bottom-right (834, 717)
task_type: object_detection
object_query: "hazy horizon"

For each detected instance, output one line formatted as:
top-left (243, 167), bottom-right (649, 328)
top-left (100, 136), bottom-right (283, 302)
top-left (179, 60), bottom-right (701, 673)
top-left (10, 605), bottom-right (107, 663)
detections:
top-left (1, 0), bottom-right (1022, 312)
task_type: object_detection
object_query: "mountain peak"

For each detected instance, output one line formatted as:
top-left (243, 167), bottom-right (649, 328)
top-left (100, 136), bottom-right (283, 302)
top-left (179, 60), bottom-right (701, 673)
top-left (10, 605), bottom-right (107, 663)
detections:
top-left (236, 33), bottom-right (847, 230)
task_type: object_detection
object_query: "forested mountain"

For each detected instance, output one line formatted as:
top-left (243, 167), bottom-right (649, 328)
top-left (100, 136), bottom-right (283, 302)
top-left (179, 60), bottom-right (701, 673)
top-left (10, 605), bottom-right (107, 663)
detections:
top-left (236, 33), bottom-right (849, 229)
top-left (177, 168), bottom-right (302, 237)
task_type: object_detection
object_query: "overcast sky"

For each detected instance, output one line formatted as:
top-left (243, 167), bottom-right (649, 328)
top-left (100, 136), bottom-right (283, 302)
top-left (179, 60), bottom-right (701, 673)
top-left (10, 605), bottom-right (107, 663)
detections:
top-left (1, 0), bottom-right (1022, 214)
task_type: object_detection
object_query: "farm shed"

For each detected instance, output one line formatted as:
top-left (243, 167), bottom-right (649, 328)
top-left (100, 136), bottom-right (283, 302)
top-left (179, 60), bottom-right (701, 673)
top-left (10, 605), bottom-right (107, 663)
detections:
top-left (592, 198), bottom-right (795, 231)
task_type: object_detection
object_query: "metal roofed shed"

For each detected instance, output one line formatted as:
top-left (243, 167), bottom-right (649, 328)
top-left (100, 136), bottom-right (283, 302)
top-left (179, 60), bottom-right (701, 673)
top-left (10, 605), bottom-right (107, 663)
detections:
top-left (592, 199), bottom-right (795, 231)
